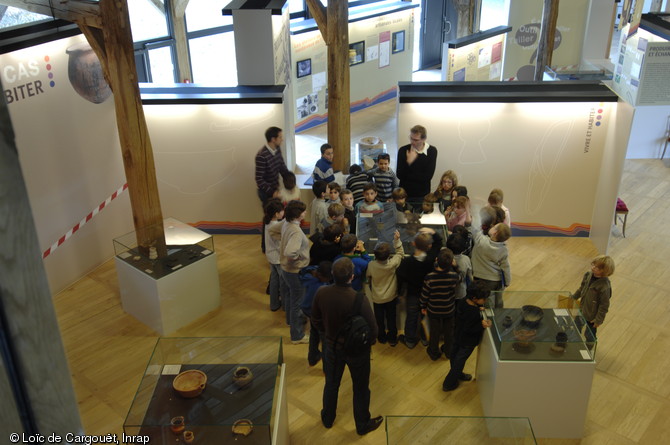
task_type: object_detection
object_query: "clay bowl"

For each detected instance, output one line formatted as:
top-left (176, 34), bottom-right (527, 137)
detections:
top-left (233, 366), bottom-right (254, 389)
top-left (173, 370), bottom-right (207, 398)
top-left (232, 419), bottom-right (254, 437)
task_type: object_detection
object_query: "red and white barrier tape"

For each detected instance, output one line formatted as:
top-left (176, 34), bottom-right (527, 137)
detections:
top-left (42, 183), bottom-right (128, 259)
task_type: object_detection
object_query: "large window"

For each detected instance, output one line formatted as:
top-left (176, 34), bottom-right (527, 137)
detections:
top-left (0, 6), bottom-right (50, 29)
top-left (189, 32), bottom-right (237, 86)
top-left (128, 0), bottom-right (169, 42)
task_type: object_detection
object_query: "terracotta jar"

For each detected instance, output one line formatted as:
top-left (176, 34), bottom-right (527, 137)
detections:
top-left (65, 41), bottom-right (112, 104)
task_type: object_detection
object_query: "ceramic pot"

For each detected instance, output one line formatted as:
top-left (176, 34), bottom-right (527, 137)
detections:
top-left (170, 416), bottom-right (185, 435)
top-left (182, 431), bottom-right (194, 444)
top-left (233, 366), bottom-right (254, 389)
top-left (65, 42), bottom-right (112, 104)
top-left (232, 419), bottom-right (253, 437)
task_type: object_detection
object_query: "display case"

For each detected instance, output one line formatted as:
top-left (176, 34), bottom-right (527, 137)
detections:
top-left (486, 291), bottom-right (597, 361)
top-left (124, 337), bottom-right (288, 445)
top-left (386, 416), bottom-right (536, 445)
top-left (356, 203), bottom-right (447, 255)
top-left (114, 217), bottom-right (214, 280)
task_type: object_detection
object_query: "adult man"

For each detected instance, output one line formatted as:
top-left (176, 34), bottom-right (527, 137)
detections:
top-left (396, 124), bottom-right (438, 201)
top-left (255, 126), bottom-right (289, 204)
top-left (311, 257), bottom-right (383, 436)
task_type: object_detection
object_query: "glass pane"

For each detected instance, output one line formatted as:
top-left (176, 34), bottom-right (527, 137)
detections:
top-left (185, 0), bottom-right (232, 32)
top-left (0, 7), bottom-right (51, 29)
top-left (148, 46), bottom-right (175, 84)
top-left (128, 0), bottom-right (168, 42)
top-left (288, 0), bottom-right (305, 13)
top-left (480, 0), bottom-right (509, 31)
top-left (189, 32), bottom-right (237, 86)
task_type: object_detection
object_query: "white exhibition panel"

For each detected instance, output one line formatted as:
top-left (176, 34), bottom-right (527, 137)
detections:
top-left (115, 253), bottom-right (220, 335)
top-left (144, 102), bottom-right (285, 225)
top-left (1, 34), bottom-right (133, 293)
top-left (477, 329), bottom-right (596, 439)
top-left (398, 100), bottom-right (617, 238)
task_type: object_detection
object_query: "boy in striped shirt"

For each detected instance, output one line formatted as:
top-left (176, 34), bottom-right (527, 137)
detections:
top-left (420, 248), bottom-right (460, 361)
top-left (369, 153), bottom-right (399, 202)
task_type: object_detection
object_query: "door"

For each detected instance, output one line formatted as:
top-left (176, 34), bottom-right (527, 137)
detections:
top-left (419, 0), bottom-right (446, 69)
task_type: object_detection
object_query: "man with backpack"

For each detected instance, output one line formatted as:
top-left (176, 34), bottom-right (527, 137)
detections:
top-left (311, 257), bottom-right (384, 436)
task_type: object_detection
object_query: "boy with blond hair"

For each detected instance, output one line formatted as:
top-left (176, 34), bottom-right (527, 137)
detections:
top-left (570, 255), bottom-right (615, 337)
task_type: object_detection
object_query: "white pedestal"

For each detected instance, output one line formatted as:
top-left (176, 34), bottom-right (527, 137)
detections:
top-left (115, 253), bottom-right (220, 335)
top-left (477, 329), bottom-right (595, 438)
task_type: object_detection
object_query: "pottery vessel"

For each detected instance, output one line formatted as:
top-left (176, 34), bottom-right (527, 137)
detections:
top-left (65, 42), bottom-right (112, 104)
top-left (182, 431), bottom-right (194, 444)
top-left (233, 366), bottom-right (254, 389)
top-left (232, 419), bottom-right (254, 437)
top-left (170, 416), bottom-right (185, 435)
top-left (173, 370), bottom-right (207, 398)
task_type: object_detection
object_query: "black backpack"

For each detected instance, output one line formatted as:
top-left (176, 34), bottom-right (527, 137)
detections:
top-left (336, 292), bottom-right (372, 356)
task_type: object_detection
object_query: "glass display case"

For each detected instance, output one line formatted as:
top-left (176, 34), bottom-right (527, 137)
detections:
top-left (486, 291), bottom-right (596, 361)
top-left (113, 217), bottom-right (214, 279)
top-left (386, 416), bottom-right (536, 445)
top-left (356, 202), bottom-right (447, 255)
top-left (124, 337), bottom-right (285, 445)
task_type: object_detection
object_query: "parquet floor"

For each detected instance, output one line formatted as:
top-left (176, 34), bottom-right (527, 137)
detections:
top-left (53, 103), bottom-right (670, 444)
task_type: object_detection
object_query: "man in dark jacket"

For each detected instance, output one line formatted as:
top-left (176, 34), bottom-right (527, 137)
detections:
top-left (311, 257), bottom-right (383, 436)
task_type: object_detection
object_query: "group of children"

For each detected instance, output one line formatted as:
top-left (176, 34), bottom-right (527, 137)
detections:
top-left (263, 145), bottom-right (615, 393)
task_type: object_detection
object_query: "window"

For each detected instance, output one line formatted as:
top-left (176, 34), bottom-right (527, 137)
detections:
top-left (0, 7), bottom-right (51, 30)
top-left (185, 0), bottom-right (232, 32)
top-left (189, 32), bottom-right (237, 86)
top-left (128, 0), bottom-right (169, 42)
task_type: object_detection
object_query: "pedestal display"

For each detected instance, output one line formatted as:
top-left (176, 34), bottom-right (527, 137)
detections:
top-left (124, 337), bottom-right (288, 445)
top-left (385, 416), bottom-right (536, 445)
top-left (113, 218), bottom-right (220, 335)
top-left (477, 292), bottom-right (596, 439)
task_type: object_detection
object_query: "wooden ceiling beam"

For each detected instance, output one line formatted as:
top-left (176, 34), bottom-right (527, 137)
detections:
top-left (0, 0), bottom-right (103, 28)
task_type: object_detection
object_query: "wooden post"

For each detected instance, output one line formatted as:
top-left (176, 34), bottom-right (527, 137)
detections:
top-left (98, 0), bottom-right (167, 255)
top-left (171, 0), bottom-right (193, 82)
top-left (306, 0), bottom-right (351, 173)
top-left (534, 0), bottom-right (560, 81)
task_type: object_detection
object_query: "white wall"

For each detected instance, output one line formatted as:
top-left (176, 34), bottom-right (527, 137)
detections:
top-left (625, 105), bottom-right (670, 158)
top-left (397, 99), bottom-right (618, 238)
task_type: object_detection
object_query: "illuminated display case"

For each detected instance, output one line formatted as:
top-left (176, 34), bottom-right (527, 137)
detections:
top-left (124, 337), bottom-right (288, 445)
top-left (385, 416), bottom-right (536, 445)
top-left (113, 218), bottom-right (220, 335)
top-left (113, 217), bottom-right (214, 280)
top-left (486, 291), bottom-right (597, 362)
top-left (477, 291), bottom-right (597, 438)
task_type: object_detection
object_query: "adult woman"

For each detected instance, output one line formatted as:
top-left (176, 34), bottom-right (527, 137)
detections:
top-left (279, 200), bottom-right (311, 343)
top-left (396, 125), bottom-right (438, 202)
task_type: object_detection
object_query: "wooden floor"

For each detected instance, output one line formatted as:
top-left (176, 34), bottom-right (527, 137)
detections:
top-left (53, 109), bottom-right (670, 444)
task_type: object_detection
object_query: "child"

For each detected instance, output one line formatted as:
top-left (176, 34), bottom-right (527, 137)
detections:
top-left (445, 196), bottom-right (469, 231)
top-left (277, 171), bottom-right (301, 206)
top-left (334, 233), bottom-right (371, 291)
top-left (421, 192), bottom-right (439, 215)
top-left (488, 188), bottom-right (511, 227)
top-left (434, 170), bottom-right (458, 212)
top-left (346, 163), bottom-right (369, 206)
top-left (355, 183), bottom-right (384, 214)
top-left (313, 143), bottom-right (335, 183)
top-left (451, 225), bottom-right (473, 257)
top-left (300, 261), bottom-right (333, 366)
top-left (447, 232), bottom-right (473, 300)
top-left (322, 202), bottom-right (345, 230)
top-left (327, 181), bottom-right (341, 203)
top-left (471, 218), bottom-right (512, 308)
top-left (451, 185), bottom-right (468, 201)
top-left (442, 282), bottom-right (492, 391)
top-left (396, 227), bottom-right (443, 349)
top-left (570, 255), bottom-right (615, 337)
top-left (421, 248), bottom-right (460, 361)
top-left (340, 188), bottom-right (357, 234)
top-left (369, 153), bottom-right (399, 202)
top-left (309, 180), bottom-right (329, 236)
top-left (365, 230), bottom-right (404, 346)
top-left (479, 205), bottom-right (505, 236)
top-left (392, 187), bottom-right (413, 213)
top-left (263, 198), bottom-right (286, 311)
top-left (309, 223), bottom-right (343, 265)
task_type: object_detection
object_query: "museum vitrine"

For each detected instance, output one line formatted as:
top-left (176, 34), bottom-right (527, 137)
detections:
top-left (385, 416), bottom-right (536, 445)
top-left (485, 291), bottom-right (597, 362)
top-left (124, 337), bottom-right (287, 445)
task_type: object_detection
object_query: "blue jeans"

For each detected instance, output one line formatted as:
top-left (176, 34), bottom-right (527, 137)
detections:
top-left (269, 263), bottom-right (283, 311)
top-left (280, 269), bottom-right (306, 341)
top-left (321, 344), bottom-right (371, 433)
top-left (403, 294), bottom-right (422, 346)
